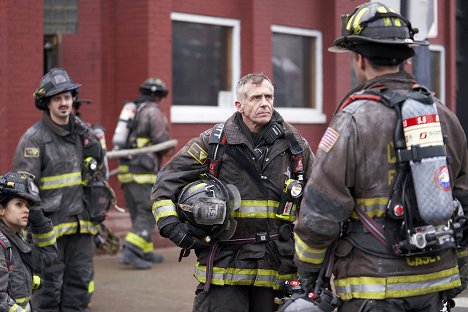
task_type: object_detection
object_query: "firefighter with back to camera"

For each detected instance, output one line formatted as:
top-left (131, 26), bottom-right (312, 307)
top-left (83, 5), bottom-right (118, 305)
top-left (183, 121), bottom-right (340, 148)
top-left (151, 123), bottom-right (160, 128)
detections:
top-left (293, 2), bottom-right (468, 312)
top-left (12, 68), bottom-right (105, 312)
top-left (151, 72), bottom-right (314, 311)
top-left (113, 77), bottom-right (171, 269)
top-left (0, 171), bottom-right (57, 312)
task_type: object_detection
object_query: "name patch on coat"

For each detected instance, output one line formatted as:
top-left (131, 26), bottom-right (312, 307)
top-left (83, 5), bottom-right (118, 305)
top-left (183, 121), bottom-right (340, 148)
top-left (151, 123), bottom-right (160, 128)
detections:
top-left (188, 143), bottom-right (208, 164)
top-left (318, 127), bottom-right (340, 152)
top-left (24, 147), bottom-right (40, 158)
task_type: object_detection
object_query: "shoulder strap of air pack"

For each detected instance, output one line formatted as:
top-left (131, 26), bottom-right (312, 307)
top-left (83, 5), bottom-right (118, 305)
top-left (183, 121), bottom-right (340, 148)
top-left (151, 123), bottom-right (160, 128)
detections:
top-left (0, 231), bottom-right (13, 269)
top-left (208, 123), bottom-right (227, 177)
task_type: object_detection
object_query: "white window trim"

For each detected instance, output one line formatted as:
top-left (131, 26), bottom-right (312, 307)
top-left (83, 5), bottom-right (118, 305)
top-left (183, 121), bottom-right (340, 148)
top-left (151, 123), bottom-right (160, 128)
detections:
top-left (429, 44), bottom-right (445, 103)
top-left (271, 25), bottom-right (326, 124)
top-left (170, 13), bottom-right (240, 123)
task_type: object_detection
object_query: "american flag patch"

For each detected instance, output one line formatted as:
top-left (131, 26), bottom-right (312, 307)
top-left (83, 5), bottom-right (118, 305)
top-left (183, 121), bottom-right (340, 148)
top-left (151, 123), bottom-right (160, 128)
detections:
top-left (318, 127), bottom-right (340, 152)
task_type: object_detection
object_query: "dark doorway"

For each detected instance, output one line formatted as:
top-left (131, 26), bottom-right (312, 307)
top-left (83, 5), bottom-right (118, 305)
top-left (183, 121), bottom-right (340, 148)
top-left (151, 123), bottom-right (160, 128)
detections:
top-left (456, 0), bottom-right (468, 136)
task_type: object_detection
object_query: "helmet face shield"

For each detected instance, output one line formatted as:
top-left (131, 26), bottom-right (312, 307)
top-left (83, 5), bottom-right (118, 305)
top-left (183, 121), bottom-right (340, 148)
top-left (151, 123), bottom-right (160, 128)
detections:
top-left (177, 176), bottom-right (240, 241)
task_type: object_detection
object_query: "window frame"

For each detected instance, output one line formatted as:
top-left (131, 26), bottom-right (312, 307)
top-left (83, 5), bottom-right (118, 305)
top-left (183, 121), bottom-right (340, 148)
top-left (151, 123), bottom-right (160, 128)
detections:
top-left (429, 44), bottom-right (445, 103)
top-left (271, 25), bottom-right (326, 124)
top-left (170, 13), bottom-right (241, 123)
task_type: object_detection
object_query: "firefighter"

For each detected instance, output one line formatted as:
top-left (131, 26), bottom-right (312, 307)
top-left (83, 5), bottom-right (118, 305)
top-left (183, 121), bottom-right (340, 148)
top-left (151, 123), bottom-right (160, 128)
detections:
top-left (294, 2), bottom-right (468, 312)
top-left (151, 72), bottom-right (314, 311)
top-left (0, 171), bottom-right (57, 312)
top-left (12, 67), bottom-right (104, 312)
top-left (113, 77), bottom-right (171, 269)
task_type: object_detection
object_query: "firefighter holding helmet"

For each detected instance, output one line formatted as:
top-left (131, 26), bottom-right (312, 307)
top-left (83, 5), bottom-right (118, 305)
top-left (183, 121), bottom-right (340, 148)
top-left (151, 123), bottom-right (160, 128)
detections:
top-left (294, 2), bottom-right (468, 311)
top-left (151, 72), bottom-right (314, 311)
top-left (13, 68), bottom-right (104, 311)
top-left (113, 77), bottom-right (171, 269)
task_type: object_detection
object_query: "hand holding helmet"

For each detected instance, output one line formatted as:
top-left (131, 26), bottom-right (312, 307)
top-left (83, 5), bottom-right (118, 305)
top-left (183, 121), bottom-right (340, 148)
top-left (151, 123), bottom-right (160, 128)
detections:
top-left (159, 216), bottom-right (209, 250)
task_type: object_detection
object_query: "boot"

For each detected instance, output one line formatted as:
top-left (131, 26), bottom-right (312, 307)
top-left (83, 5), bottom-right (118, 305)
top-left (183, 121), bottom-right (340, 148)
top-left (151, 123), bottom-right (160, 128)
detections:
top-left (120, 247), bottom-right (152, 270)
top-left (144, 252), bottom-right (164, 263)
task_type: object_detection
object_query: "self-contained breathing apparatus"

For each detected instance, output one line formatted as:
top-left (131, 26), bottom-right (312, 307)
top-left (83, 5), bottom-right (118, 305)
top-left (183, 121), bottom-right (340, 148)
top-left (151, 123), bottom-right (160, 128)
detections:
top-left (343, 86), bottom-right (467, 257)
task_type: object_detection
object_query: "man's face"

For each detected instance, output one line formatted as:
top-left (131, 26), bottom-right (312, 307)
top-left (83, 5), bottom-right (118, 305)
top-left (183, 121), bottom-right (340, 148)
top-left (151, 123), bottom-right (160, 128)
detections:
top-left (47, 91), bottom-right (73, 125)
top-left (235, 80), bottom-right (274, 133)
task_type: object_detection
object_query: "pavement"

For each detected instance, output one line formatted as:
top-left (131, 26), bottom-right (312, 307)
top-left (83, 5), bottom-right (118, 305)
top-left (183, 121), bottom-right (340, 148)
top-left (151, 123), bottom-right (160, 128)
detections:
top-left (90, 245), bottom-right (468, 312)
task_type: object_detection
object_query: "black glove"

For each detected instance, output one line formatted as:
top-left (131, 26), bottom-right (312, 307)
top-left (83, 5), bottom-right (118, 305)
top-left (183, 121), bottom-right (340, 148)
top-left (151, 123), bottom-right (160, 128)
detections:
top-left (159, 217), bottom-right (209, 250)
top-left (298, 268), bottom-right (319, 294)
top-left (28, 208), bottom-right (49, 228)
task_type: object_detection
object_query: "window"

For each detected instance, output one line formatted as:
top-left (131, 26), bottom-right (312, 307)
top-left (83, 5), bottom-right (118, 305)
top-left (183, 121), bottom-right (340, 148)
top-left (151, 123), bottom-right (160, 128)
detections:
top-left (44, 0), bottom-right (78, 34)
top-left (272, 25), bottom-right (325, 124)
top-left (429, 45), bottom-right (445, 103)
top-left (171, 13), bottom-right (240, 123)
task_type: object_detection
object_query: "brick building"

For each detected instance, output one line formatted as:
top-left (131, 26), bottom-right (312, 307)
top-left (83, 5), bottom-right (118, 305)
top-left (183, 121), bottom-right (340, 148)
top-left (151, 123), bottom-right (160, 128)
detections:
top-left (0, 0), bottom-right (465, 231)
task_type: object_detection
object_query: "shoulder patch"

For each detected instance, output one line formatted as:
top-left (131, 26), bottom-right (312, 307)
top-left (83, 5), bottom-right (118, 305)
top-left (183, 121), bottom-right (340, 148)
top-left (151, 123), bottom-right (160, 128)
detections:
top-left (24, 147), bottom-right (40, 158)
top-left (202, 128), bottom-right (213, 136)
top-left (188, 143), bottom-right (208, 165)
top-left (318, 127), bottom-right (340, 152)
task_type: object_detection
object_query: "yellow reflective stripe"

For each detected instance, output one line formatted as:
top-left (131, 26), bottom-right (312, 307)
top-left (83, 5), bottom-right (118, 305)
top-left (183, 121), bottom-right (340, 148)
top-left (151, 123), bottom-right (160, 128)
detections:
top-left (152, 201), bottom-right (177, 222)
top-left (350, 7), bottom-right (368, 34)
top-left (377, 6), bottom-right (392, 27)
top-left (40, 172), bottom-right (82, 190)
top-left (294, 233), bottom-right (327, 265)
top-left (136, 137), bottom-right (151, 148)
top-left (194, 262), bottom-right (296, 290)
top-left (125, 232), bottom-right (153, 253)
top-left (9, 303), bottom-right (22, 312)
top-left (351, 197), bottom-right (388, 220)
top-left (334, 266), bottom-right (461, 300)
top-left (230, 200), bottom-right (296, 221)
top-left (79, 221), bottom-right (99, 235)
top-left (32, 274), bottom-right (41, 290)
top-left (88, 279), bottom-right (95, 294)
top-left (14, 296), bottom-right (30, 304)
top-left (457, 249), bottom-right (468, 258)
top-left (118, 173), bottom-right (156, 184)
top-left (119, 165), bottom-right (129, 173)
top-left (32, 230), bottom-right (56, 247)
top-left (53, 221), bottom-right (98, 238)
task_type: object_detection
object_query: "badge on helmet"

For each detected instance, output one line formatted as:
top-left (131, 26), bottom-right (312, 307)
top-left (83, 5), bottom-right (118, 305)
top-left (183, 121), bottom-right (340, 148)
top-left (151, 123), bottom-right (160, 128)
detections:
top-left (0, 171), bottom-right (41, 206)
top-left (34, 68), bottom-right (81, 110)
top-left (177, 176), bottom-right (240, 242)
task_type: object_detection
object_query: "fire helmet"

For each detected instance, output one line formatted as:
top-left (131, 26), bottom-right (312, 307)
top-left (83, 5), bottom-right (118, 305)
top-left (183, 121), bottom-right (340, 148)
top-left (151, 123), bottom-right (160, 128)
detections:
top-left (139, 77), bottom-right (169, 98)
top-left (177, 176), bottom-right (241, 241)
top-left (34, 68), bottom-right (81, 110)
top-left (0, 171), bottom-right (41, 206)
top-left (329, 2), bottom-right (427, 53)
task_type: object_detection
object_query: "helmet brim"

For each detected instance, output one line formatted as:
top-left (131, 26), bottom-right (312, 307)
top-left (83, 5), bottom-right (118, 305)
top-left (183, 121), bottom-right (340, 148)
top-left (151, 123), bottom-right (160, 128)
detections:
top-left (45, 82), bottom-right (81, 98)
top-left (329, 35), bottom-right (429, 53)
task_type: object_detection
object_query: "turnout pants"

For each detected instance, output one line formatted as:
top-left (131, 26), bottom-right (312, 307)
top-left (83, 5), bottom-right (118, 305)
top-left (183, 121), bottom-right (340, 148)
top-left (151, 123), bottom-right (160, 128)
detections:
top-left (32, 233), bottom-right (94, 312)
top-left (339, 293), bottom-right (444, 312)
top-left (193, 284), bottom-right (281, 312)
top-left (122, 182), bottom-right (155, 257)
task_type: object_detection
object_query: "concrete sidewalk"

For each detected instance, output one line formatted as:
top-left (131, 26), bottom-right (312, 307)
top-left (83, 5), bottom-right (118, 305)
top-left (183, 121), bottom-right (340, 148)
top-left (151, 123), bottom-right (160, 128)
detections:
top-left (91, 247), bottom-right (198, 312)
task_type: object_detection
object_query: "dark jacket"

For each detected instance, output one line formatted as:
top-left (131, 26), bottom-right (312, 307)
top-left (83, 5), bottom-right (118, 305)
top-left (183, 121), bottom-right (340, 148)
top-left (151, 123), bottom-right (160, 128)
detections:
top-left (0, 219), bottom-right (57, 312)
top-left (152, 111), bottom-right (314, 290)
top-left (118, 99), bottom-right (170, 185)
top-left (12, 113), bottom-right (99, 238)
top-left (295, 71), bottom-right (468, 300)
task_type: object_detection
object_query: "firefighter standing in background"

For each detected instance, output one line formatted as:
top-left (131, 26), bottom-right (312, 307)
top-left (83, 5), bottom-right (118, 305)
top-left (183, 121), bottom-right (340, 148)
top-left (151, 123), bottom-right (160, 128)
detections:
top-left (12, 68), bottom-right (104, 312)
top-left (294, 3), bottom-right (468, 312)
top-left (114, 78), bottom-right (171, 270)
top-left (0, 171), bottom-right (57, 312)
top-left (151, 73), bottom-right (314, 311)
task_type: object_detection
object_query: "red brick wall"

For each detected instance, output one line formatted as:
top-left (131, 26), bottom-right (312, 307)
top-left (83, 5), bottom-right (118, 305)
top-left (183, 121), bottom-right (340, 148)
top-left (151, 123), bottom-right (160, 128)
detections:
top-left (0, 1), bottom-right (43, 172)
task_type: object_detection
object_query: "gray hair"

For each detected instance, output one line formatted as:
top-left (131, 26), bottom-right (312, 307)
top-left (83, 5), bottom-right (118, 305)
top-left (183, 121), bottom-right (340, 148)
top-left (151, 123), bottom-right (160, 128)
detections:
top-left (236, 72), bottom-right (274, 101)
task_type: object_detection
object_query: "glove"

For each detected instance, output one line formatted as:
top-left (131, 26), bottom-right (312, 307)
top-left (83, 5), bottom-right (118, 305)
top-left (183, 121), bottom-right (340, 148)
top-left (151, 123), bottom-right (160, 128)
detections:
top-left (28, 208), bottom-right (49, 228)
top-left (298, 268), bottom-right (319, 294)
top-left (159, 217), bottom-right (209, 250)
